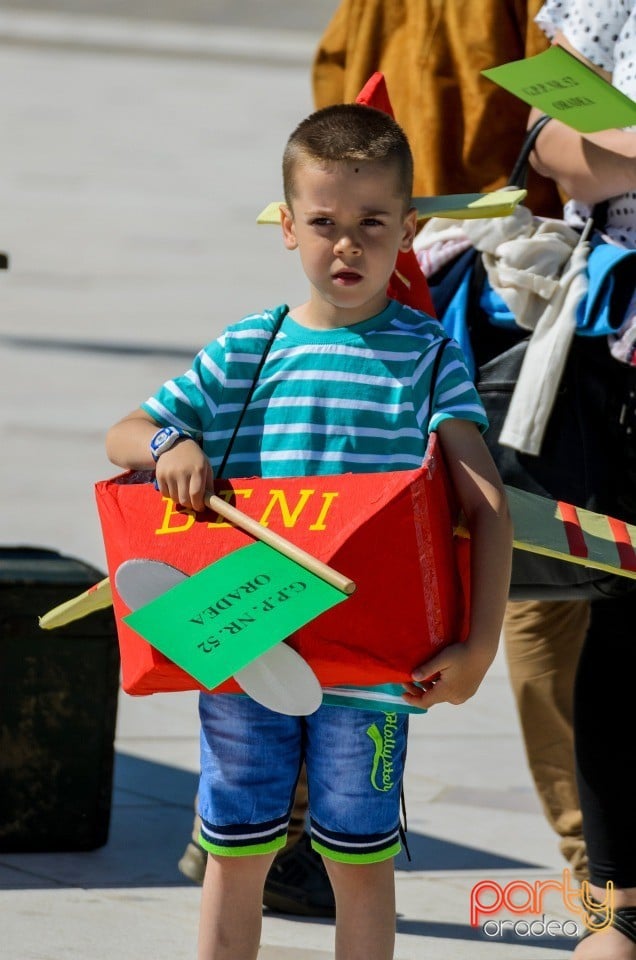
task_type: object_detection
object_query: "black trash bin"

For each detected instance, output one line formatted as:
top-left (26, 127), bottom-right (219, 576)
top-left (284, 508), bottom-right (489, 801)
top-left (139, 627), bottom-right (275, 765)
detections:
top-left (0, 546), bottom-right (120, 852)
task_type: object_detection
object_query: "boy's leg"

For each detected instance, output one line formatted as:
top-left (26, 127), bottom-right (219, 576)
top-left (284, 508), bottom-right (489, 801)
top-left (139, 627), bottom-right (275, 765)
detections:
top-left (196, 693), bottom-right (302, 954)
top-left (263, 763), bottom-right (335, 917)
top-left (181, 765), bottom-right (306, 863)
top-left (305, 705), bottom-right (408, 959)
top-left (198, 852), bottom-right (275, 960)
top-left (179, 748), bottom-right (333, 913)
top-left (180, 765), bottom-right (334, 917)
top-left (323, 858), bottom-right (395, 960)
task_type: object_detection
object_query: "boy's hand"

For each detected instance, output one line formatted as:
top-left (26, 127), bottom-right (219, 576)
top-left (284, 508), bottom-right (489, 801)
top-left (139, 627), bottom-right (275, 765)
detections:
top-left (402, 638), bottom-right (497, 710)
top-left (154, 439), bottom-right (215, 513)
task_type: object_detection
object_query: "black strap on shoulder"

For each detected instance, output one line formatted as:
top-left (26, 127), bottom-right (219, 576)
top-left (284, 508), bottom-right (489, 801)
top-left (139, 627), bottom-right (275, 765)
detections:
top-left (217, 306), bottom-right (289, 478)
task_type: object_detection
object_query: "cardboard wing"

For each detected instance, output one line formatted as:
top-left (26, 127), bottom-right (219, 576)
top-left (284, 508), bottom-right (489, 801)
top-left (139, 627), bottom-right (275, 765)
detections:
top-left (95, 433), bottom-right (471, 695)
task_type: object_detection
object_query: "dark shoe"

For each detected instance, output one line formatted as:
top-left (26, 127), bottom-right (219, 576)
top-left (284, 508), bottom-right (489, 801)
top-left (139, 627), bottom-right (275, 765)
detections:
top-left (178, 841), bottom-right (207, 884)
top-left (263, 832), bottom-right (335, 918)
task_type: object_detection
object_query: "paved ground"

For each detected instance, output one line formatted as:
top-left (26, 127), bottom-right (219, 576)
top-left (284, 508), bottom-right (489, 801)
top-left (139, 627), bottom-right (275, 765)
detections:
top-left (0, 6), bottom-right (579, 958)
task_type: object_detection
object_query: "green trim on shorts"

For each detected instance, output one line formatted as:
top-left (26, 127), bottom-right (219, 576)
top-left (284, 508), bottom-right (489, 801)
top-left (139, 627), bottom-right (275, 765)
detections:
top-left (311, 839), bottom-right (401, 865)
top-left (198, 833), bottom-right (287, 857)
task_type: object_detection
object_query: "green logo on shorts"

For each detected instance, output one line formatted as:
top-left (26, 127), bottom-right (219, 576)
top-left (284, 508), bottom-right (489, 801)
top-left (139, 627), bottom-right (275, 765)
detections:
top-left (366, 712), bottom-right (398, 792)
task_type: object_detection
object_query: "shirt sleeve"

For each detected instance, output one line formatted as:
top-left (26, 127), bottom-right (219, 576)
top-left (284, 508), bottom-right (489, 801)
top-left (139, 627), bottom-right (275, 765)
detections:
top-left (140, 336), bottom-right (227, 438)
top-left (417, 338), bottom-right (489, 435)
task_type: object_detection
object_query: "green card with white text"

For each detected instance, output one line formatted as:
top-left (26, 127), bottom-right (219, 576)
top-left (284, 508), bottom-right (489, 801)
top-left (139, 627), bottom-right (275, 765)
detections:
top-left (123, 541), bottom-right (348, 689)
top-left (482, 45), bottom-right (636, 133)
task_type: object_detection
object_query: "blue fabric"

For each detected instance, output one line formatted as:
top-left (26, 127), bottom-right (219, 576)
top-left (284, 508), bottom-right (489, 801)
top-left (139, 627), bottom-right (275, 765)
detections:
top-left (198, 693), bottom-right (407, 862)
top-left (578, 236), bottom-right (636, 336)
top-left (436, 267), bottom-right (478, 378)
top-left (477, 237), bottom-right (636, 338)
top-left (479, 283), bottom-right (518, 331)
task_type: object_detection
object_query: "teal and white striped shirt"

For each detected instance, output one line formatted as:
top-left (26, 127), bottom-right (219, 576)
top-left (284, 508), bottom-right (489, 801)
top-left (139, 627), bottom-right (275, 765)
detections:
top-left (143, 299), bottom-right (487, 477)
top-left (142, 298), bottom-right (487, 714)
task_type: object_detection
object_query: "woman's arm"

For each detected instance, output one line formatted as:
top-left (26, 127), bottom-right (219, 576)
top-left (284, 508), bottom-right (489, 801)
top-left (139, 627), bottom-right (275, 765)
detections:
top-left (528, 33), bottom-right (636, 204)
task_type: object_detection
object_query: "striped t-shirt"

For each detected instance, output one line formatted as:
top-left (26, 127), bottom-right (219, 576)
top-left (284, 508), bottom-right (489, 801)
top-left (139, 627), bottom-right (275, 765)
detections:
top-left (142, 298), bottom-right (487, 476)
top-left (143, 298), bottom-right (487, 715)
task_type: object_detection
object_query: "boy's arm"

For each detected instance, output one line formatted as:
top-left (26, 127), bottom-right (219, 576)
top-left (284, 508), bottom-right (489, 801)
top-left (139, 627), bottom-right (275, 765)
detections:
top-left (403, 418), bottom-right (513, 710)
top-left (105, 409), bottom-right (214, 513)
top-left (106, 409), bottom-right (163, 470)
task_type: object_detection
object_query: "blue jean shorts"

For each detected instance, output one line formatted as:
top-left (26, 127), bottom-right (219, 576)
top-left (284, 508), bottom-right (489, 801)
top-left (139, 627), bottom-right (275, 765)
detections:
top-left (198, 693), bottom-right (409, 863)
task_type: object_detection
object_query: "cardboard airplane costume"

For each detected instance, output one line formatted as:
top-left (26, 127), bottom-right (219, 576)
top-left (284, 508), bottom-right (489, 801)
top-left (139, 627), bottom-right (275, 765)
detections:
top-left (94, 435), bottom-right (470, 696)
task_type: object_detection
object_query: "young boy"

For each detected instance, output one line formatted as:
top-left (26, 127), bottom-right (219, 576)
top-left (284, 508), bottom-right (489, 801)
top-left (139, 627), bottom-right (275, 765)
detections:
top-left (106, 103), bottom-right (513, 960)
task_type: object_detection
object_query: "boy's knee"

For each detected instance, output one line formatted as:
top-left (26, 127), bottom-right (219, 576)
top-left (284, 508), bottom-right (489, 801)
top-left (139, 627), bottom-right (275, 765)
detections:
top-left (323, 855), bottom-right (394, 883)
top-left (206, 851), bottom-right (276, 881)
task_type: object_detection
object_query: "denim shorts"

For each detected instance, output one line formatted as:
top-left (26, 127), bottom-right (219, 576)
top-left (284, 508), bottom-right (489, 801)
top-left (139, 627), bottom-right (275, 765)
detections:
top-left (197, 693), bottom-right (409, 863)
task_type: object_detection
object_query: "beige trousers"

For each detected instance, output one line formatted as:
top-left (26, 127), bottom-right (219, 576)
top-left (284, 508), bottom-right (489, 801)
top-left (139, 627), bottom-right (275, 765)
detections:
top-left (503, 599), bottom-right (590, 883)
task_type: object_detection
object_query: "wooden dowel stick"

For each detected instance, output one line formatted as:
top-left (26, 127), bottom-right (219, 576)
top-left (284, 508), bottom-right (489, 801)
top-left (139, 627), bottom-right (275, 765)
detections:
top-left (39, 493), bottom-right (356, 631)
top-left (205, 492), bottom-right (356, 595)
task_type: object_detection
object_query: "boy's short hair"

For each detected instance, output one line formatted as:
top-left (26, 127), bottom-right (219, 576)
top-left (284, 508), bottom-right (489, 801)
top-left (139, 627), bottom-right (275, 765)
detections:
top-left (283, 103), bottom-right (414, 209)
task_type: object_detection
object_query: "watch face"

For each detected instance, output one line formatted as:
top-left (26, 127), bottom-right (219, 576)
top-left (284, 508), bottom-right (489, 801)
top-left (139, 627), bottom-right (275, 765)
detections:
top-left (153, 427), bottom-right (172, 446)
top-left (151, 426), bottom-right (180, 459)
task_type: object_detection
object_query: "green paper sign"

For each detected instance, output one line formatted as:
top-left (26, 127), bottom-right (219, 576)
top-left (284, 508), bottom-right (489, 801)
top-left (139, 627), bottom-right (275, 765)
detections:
top-left (123, 542), bottom-right (348, 689)
top-left (482, 45), bottom-right (636, 133)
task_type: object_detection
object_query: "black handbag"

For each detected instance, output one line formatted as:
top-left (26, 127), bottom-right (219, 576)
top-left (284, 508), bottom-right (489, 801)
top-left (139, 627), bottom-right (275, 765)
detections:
top-left (427, 119), bottom-right (636, 600)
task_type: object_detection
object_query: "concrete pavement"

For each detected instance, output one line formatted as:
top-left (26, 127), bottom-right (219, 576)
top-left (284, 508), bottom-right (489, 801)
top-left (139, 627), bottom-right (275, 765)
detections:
top-left (0, 6), bottom-right (578, 957)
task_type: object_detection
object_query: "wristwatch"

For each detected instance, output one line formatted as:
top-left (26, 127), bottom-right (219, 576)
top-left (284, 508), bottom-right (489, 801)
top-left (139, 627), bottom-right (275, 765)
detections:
top-left (150, 425), bottom-right (193, 462)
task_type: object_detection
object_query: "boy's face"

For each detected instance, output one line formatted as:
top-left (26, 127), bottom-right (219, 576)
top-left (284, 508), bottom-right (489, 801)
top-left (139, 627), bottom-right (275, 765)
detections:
top-left (280, 159), bottom-right (417, 327)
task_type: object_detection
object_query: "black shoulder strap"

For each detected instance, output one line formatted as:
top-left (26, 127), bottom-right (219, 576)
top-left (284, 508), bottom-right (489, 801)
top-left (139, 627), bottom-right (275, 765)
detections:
top-left (217, 306), bottom-right (289, 478)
